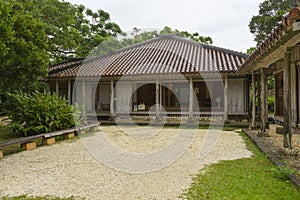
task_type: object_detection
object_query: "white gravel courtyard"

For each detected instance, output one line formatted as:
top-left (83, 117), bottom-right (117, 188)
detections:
top-left (0, 126), bottom-right (252, 199)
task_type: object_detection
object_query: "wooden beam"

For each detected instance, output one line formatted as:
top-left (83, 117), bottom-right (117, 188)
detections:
top-left (283, 52), bottom-right (292, 149)
top-left (188, 77), bottom-right (194, 121)
top-left (252, 32), bottom-right (300, 71)
top-left (251, 71), bottom-right (256, 128)
top-left (224, 75), bottom-right (229, 122)
top-left (82, 79), bottom-right (86, 119)
top-left (159, 84), bottom-right (162, 108)
top-left (155, 80), bottom-right (160, 120)
top-left (297, 65), bottom-right (300, 125)
top-left (110, 79), bottom-right (114, 118)
top-left (55, 80), bottom-right (59, 97)
top-left (257, 75), bottom-right (261, 126)
top-left (260, 68), bottom-right (268, 132)
top-left (67, 79), bottom-right (71, 103)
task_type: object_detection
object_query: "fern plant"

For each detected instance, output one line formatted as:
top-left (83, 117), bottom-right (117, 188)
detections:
top-left (5, 90), bottom-right (86, 136)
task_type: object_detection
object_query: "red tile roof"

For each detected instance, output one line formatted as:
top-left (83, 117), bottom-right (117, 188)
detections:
top-left (238, 7), bottom-right (300, 74)
top-left (48, 35), bottom-right (248, 78)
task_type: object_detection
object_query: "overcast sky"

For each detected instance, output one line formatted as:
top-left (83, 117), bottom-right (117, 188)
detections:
top-left (67, 0), bottom-right (264, 53)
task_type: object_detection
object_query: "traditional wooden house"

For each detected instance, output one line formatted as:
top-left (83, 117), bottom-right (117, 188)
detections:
top-left (238, 7), bottom-right (300, 148)
top-left (47, 35), bottom-right (248, 122)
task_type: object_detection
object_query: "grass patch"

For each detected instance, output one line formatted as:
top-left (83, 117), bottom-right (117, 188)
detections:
top-left (0, 126), bottom-right (23, 155)
top-left (180, 131), bottom-right (300, 199)
top-left (0, 126), bottom-right (21, 142)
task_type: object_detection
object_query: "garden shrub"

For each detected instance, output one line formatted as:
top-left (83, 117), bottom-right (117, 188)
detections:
top-left (5, 90), bottom-right (86, 136)
top-left (268, 95), bottom-right (275, 114)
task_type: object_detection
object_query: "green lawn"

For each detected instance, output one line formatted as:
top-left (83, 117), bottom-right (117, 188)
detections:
top-left (180, 131), bottom-right (300, 199)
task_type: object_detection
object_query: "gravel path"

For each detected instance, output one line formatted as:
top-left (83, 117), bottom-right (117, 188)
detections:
top-left (0, 126), bottom-right (252, 199)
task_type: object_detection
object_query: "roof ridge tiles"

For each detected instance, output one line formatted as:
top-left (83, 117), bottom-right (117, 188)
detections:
top-left (48, 34), bottom-right (248, 78)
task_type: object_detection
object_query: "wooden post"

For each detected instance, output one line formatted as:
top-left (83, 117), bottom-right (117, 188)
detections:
top-left (155, 80), bottom-right (160, 120)
top-left (283, 52), bottom-right (292, 149)
top-left (82, 79), bottom-right (86, 119)
top-left (67, 79), bottom-right (71, 104)
top-left (188, 77), bottom-right (194, 121)
top-left (260, 68), bottom-right (268, 133)
top-left (257, 75), bottom-right (261, 127)
top-left (55, 80), bottom-right (59, 97)
top-left (224, 74), bottom-right (229, 122)
top-left (110, 79), bottom-right (114, 119)
top-left (251, 71), bottom-right (256, 128)
top-left (296, 65), bottom-right (300, 126)
top-left (159, 84), bottom-right (163, 108)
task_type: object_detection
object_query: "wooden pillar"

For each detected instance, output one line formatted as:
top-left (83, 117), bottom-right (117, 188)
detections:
top-left (283, 52), bottom-right (292, 149)
top-left (82, 79), bottom-right (86, 118)
top-left (251, 71), bottom-right (256, 128)
top-left (296, 64), bottom-right (300, 126)
top-left (159, 84), bottom-right (163, 108)
top-left (110, 79), bottom-right (114, 118)
top-left (67, 79), bottom-right (71, 104)
top-left (257, 75), bottom-right (261, 126)
top-left (188, 77), bottom-right (193, 121)
top-left (55, 80), bottom-right (59, 97)
top-left (260, 68), bottom-right (267, 133)
top-left (224, 74), bottom-right (229, 122)
top-left (155, 80), bottom-right (160, 120)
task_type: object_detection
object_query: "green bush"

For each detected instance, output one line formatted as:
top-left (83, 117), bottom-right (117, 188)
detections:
top-left (268, 95), bottom-right (275, 114)
top-left (5, 90), bottom-right (85, 136)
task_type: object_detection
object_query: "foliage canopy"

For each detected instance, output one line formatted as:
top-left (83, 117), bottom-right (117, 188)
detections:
top-left (249, 0), bottom-right (294, 45)
top-left (0, 1), bottom-right (49, 94)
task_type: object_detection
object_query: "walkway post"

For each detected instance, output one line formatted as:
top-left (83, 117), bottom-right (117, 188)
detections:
top-left (283, 51), bottom-right (292, 149)
top-left (251, 71), bottom-right (256, 129)
top-left (260, 68), bottom-right (267, 133)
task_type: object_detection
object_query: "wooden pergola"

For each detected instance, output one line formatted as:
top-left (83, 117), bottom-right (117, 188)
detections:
top-left (238, 6), bottom-right (300, 149)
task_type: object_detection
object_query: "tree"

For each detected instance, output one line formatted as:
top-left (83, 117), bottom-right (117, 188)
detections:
top-left (93, 26), bottom-right (214, 57)
top-left (246, 47), bottom-right (256, 54)
top-left (159, 26), bottom-right (213, 44)
top-left (0, 1), bottom-right (49, 95)
top-left (10, 0), bottom-right (123, 62)
top-left (249, 0), bottom-right (294, 44)
top-left (121, 26), bottom-right (213, 47)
